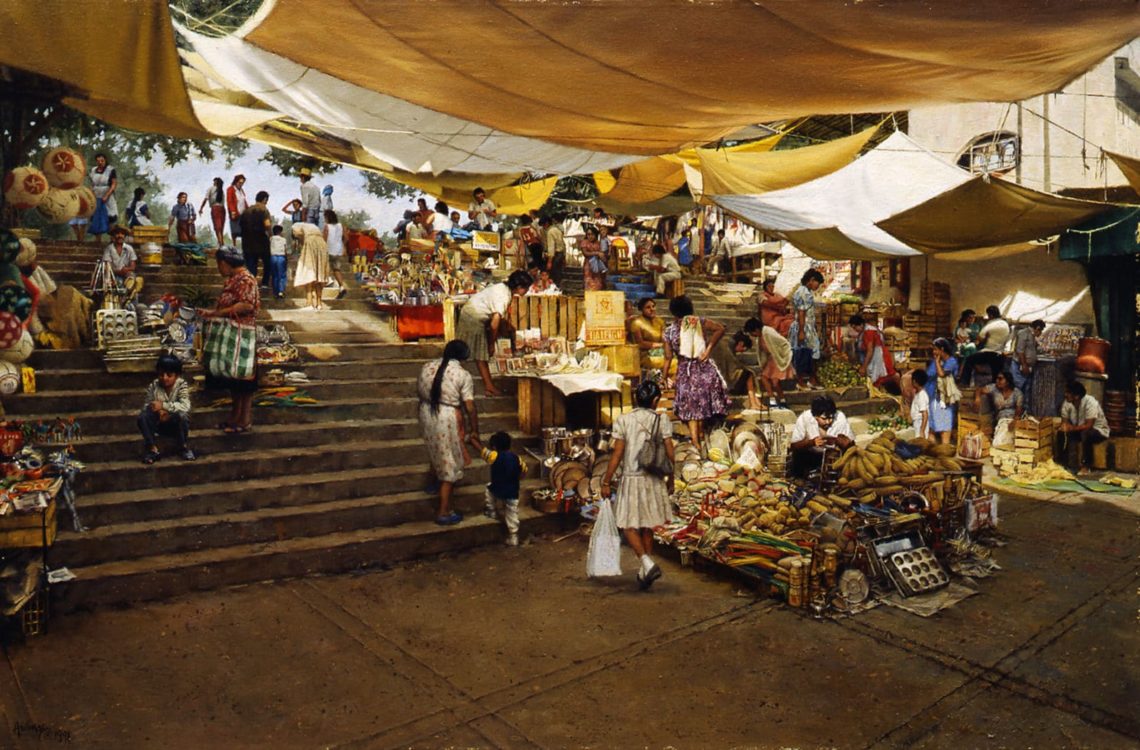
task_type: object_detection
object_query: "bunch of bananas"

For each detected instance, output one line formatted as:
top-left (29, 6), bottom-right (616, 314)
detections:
top-left (832, 432), bottom-right (963, 504)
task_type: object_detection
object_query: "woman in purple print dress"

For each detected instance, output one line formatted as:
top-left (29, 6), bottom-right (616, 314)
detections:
top-left (662, 295), bottom-right (729, 456)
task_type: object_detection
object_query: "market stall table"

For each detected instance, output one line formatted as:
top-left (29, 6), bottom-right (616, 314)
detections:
top-left (517, 371), bottom-right (630, 433)
top-left (372, 302), bottom-right (445, 341)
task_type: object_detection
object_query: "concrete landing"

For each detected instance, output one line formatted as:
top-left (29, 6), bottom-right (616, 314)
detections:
top-left (2, 487), bottom-right (1136, 749)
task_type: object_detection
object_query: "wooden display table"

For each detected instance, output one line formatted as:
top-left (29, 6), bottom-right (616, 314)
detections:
top-left (517, 376), bottom-right (632, 434)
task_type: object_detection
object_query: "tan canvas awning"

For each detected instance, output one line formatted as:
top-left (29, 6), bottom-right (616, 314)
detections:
top-left (0, 1), bottom-right (206, 138)
top-left (5, 1), bottom-right (1140, 180)
top-left (1106, 150), bottom-right (1140, 195)
top-left (696, 125), bottom-right (881, 200)
top-left (876, 177), bottom-right (1114, 253)
top-left (240, 0), bottom-right (1140, 156)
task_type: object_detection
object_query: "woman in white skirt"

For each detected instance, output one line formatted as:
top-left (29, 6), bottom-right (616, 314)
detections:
top-left (601, 380), bottom-right (675, 590)
top-left (292, 222), bottom-right (329, 310)
top-left (455, 269), bottom-right (531, 396)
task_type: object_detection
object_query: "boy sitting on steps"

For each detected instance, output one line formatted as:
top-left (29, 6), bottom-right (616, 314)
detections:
top-left (138, 354), bottom-right (195, 464)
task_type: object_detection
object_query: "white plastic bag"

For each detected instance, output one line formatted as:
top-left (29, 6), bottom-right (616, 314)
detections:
top-left (586, 499), bottom-right (622, 578)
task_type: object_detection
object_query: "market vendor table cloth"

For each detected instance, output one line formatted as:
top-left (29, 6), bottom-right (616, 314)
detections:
top-left (373, 303), bottom-right (444, 341)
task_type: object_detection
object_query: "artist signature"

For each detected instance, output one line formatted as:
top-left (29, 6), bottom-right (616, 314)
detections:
top-left (13, 721), bottom-right (72, 744)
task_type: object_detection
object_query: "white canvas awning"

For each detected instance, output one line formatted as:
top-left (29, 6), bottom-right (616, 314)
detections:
top-left (710, 132), bottom-right (972, 258)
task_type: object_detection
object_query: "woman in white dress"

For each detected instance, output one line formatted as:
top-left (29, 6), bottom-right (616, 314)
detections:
top-left (89, 153), bottom-right (118, 243)
top-left (291, 222), bottom-right (329, 310)
top-left (601, 380), bottom-right (675, 591)
top-left (322, 209), bottom-right (348, 299)
top-left (417, 340), bottom-right (480, 525)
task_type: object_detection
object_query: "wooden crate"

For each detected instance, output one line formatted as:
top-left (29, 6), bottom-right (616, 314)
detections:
top-left (597, 379), bottom-right (633, 427)
top-left (517, 376), bottom-right (630, 433)
top-left (1014, 418), bottom-right (1054, 446)
top-left (956, 414), bottom-right (991, 459)
top-left (508, 295), bottom-right (583, 340)
top-left (517, 377), bottom-right (567, 435)
top-left (0, 500), bottom-right (56, 549)
top-left (1110, 437), bottom-right (1140, 472)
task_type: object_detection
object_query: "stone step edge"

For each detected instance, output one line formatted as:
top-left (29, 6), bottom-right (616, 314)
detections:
top-left (74, 461), bottom-right (509, 508)
top-left (81, 432), bottom-right (535, 477)
top-left (60, 479), bottom-right (548, 541)
top-left (52, 508), bottom-right (554, 581)
top-left (10, 394), bottom-right (514, 423)
top-left (49, 412), bottom-right (520, 445)
top-left (10, 375), bottom-right (480, 400)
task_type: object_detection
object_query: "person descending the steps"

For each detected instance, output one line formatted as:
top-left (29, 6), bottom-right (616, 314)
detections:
top-left (138, 354), bottom-right (195, 464)
top-left (468, 430), bottom-right (528, 546)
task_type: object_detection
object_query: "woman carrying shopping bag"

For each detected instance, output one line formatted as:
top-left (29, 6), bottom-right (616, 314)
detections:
top-left (601, 380), bottom-right (675, 591)
top-left (199, 246), bottom-right (260, 434)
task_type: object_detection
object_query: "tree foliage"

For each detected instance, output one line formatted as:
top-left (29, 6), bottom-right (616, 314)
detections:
top-left (337, 208), bottom-right (372, 231)
top-left (362, 172), bottom-right (420, 202)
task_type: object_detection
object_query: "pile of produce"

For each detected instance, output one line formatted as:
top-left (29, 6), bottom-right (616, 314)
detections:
top-left (668, 446), bottom-right (857, 540)
top-left (833, 432), bottom-right (963, 505)
top-left (866, 412), bottom-right (910, 434)
top-left (816, 357), bottom-right (863, 389)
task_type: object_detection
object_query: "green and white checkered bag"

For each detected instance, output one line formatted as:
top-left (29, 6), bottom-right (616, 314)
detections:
top-left (203, 318), bottom-right (257, 381)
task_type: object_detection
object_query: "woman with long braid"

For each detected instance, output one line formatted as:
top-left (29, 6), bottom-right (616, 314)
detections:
top-left (417, 340), bottom-right (480, 525)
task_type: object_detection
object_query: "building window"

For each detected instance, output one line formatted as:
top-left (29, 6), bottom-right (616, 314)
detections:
top-left (957, 131), bottom-right (1020, 174)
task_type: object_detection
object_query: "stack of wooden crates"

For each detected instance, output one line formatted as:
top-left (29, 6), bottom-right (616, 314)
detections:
top-left (990, 418), bottom-right (1055, 476)
top-left (904, 281), bottom-right (952, 362)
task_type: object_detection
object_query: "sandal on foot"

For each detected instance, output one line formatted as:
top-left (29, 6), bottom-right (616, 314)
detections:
top-left (435, 511), bottom-right (463, 526)
top-left (142, 450), bottom-right (160, 465)
top-left (223, 424), bottom-right (252, 435)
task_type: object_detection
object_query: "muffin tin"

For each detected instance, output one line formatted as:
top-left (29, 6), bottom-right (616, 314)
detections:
top-left (95, 309), bottom-right (139, 349)
top-left (886, 547), bottom-right (949, 596)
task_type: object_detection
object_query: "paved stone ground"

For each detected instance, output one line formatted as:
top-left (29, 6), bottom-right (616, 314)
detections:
top-left (1, 486), bottom-right (1137, 750)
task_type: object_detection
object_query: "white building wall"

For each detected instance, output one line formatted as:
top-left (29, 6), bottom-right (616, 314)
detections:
top-left (908, 40), bottom-right (1140, 192)
top-left (898, 43), bottom-right (1140, 326)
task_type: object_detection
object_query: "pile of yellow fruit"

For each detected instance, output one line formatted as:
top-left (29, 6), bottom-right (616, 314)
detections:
top-left (834, 431), bottom-right (964, 504)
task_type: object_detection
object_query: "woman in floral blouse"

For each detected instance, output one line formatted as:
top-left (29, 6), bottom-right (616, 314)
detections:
top-left (199, 245), bottom-right (260, 433)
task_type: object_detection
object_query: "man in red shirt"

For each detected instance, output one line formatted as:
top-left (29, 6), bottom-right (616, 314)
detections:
top-left (225, 174), bottom-right (248, 246)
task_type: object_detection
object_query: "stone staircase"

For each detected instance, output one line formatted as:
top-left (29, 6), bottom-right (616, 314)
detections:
top-left (17, 241), bottom-right (556, 613)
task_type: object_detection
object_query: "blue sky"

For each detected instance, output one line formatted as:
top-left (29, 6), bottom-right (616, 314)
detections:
top-left (146, 143), bottom-right (416, 231)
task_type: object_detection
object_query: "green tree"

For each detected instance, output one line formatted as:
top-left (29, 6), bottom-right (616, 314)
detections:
top-left (337, 208), bottom-right (372, 231)
top-left (260, 145), bottom-right (418, 202)
top-left (362, 172), bottom-right (419, 202)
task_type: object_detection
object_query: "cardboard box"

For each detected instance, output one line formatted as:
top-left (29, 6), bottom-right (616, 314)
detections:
top-left (595, 344), bottom-right (639, 377)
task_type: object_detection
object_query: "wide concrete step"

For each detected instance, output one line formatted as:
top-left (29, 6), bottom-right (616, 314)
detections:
top-left (4, 377), bottom-right (517, 413)
top-left (51, 509), bottom-right (565, 613)
top-left (13, 393), bottom-right (521, 436)
top-left (55, 478), bottom-right (548, 567)
top-left (295, 340), bottom-right (444, 360)
top-left (75, 434), bottom-right (536, 494)
top-left (72, 459), bottom-right (540, 528)
top-left (28, 349), bottom-right (104, 369)
top-left (73, 412), bottom-right (521, 462)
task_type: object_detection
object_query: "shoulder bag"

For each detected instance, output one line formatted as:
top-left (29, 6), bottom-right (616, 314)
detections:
top-left (636, 411), bottom-right (672, 477)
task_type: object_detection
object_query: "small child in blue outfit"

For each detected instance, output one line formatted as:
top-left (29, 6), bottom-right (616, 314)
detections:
top-left (469, 431), bottom-right (527, 546)
top-left (269, 224), bottom-right (288, 299)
